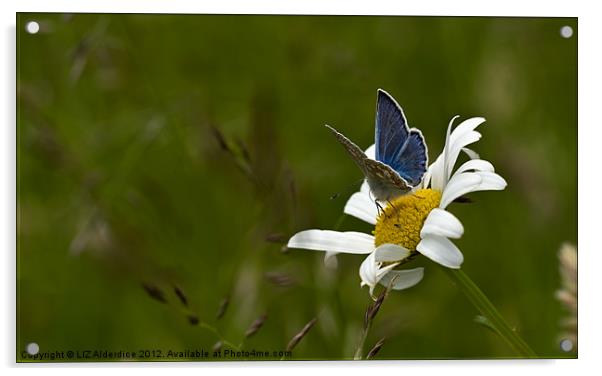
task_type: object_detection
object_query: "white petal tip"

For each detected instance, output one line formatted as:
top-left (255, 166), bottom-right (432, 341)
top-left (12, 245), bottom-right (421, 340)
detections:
top-left (287, 230), bottom-right (375, 254)
top-left (379, 267), bottom-right (425, 290)
top-left (420, 209), bottom-right (464, 239)
top-left (374, 243), bottom-right (411, 262)
top-left (324, 252), bottom-right (339, 269)
top-left (417, 236), bottom-right (464, 269)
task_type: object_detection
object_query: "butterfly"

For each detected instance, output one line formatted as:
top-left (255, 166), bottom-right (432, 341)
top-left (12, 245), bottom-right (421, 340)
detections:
top-left (325, 89), bottom-right (428, 202)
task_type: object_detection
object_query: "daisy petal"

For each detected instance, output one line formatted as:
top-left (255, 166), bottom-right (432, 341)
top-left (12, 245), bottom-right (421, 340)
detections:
top-left (475, 171), bottom-right (507, 191)
top-left (359, 253), bottom-right (400, 296)
top-left (324, 252), bottom-right (338, 269)
top-left (429, 117), bottom-right (485, 191)
top-left (428, 154), bottom-right (445, 191)
top-left (462, 147), bottom-right (480, 160)
top-left (364, 144), bottom-right (376, 160)
top-left (419, 167), bottom-right (431, 189)
top-left (287, 230), bottom-right (375, 254)
top-left (450, 117), bottom-right (486, 146)
top-left (359, 253), bottom-right (377, 287)
top-left (440, 172), bottom-right (482, 209)
top-left (452, 131), bottom-right (482, 153)
top-left (417, 235), bottom-right (464, 268)
top-left (360, 179), bottom-right (371, 194)
top-left (446, 130), bottom-right (482, 179)
top-left (421, 208), bottom-right (464, 239)
top-left (379, 268), bottom-right (425, 290)
top-left (431, 116), bottom-right (459, 190)
top-left (374, 243), bottom-right (411, 262)
top-left (344, 191), bottom-right (377, 225)
top-left (453, 159), bottom-right (494, 176)
top-left (445, 117), bottom-right (486, 177)
top-left (376, 263), bottom-right (400, 280)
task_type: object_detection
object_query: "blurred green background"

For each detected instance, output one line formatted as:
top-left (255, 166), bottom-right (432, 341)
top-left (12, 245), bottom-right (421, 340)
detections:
top-left (17, 14), bottom-right (577, 360)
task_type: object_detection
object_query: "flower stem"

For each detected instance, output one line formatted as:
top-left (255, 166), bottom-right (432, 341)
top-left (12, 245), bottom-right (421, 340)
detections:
top-left (353, 324), bottom-right (370, 360)
top-left (354, 285), bottom-right (391, 360)
top-left (441, 267), bottom-right (537, 358)
top-left (198, 322), bottom-right (241, 352)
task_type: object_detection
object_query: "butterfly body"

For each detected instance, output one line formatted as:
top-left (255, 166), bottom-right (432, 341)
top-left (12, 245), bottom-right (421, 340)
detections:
top-left (326, 89), bottom-right (428, 202)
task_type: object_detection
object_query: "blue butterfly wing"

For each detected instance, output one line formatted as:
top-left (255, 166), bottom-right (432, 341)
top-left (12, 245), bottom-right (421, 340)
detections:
top-left (375, 89), bottom-right (409, 164)
top-left (374, 89), bottom-right (427, 187)
top-left (388, 130), bottom-right (428, 186)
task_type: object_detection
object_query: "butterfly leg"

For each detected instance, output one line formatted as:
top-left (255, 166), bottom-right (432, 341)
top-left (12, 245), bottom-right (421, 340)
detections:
top-left (386, 199), bottom-right (397, 210)
top-left (368, 190), bottom-right (385, 217)
top-left (374, 200), bottom-right (385, 217)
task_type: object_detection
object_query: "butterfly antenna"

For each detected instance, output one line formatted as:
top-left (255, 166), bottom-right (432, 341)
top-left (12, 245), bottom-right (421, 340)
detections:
top-left (328, 178), bottom-right (365, 201)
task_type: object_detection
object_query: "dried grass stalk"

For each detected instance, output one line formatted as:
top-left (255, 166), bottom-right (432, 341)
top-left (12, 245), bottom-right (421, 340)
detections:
top-left (142, 283), bottom-right (167, 304)
top-left (216, 296), bottom-right (230, 320)
top-left (286, 317), bottom-right (317, 351)
top-left (173, 285), bottom-right (188, 307)
top-left (366, 337), bottom-right (386, 359)
top-left (245, 313), bottom-right (268, 338)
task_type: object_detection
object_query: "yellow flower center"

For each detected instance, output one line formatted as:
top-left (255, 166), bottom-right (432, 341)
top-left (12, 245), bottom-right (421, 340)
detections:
top-left (374, 189), bottom-right (442, 253)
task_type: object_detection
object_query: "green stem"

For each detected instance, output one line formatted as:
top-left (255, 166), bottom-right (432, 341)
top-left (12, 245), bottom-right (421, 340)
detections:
top-left (441, 267), bottom-right (537, 358)
top-left (353, 322), bottom-right (370, 360)
top-left (198, 322), bottom-right (241, 352)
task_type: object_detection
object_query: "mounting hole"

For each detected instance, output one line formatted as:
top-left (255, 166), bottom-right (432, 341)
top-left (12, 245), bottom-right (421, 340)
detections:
top-left (26, 342), bottom-right (40, 355)
top-left (26, 21), bottom-right (40, 34)
top-left (560, 338), bottom-right (574, 352)
top-left (560, 25), bottom-right (573, 39)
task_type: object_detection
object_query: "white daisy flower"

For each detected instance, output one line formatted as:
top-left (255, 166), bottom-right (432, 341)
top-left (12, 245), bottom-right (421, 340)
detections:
top-left (288, 117), bottom-right (507, 296)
